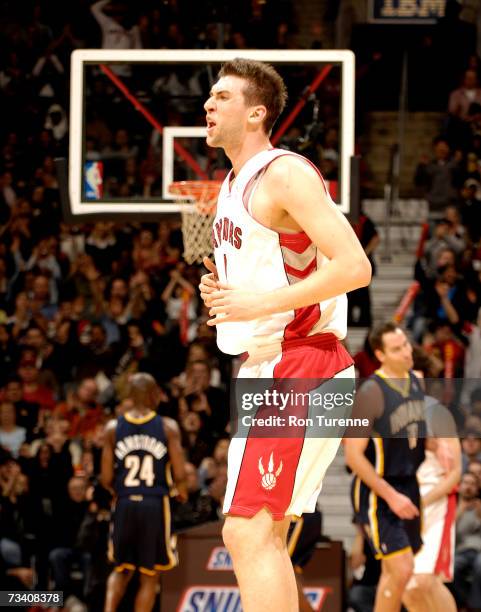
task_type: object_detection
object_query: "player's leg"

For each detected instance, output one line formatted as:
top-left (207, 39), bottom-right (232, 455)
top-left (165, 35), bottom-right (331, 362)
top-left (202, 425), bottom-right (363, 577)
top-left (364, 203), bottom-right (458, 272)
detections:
top-left (374, 549), bottom-right (414, 612)
top-left (403, 573), bottom-right (435, 611)
top-left (106, 498), bottom-right (138, 611)
top-left (404, 573), bottom-right (456, 612)
top-left (427, 576), bottom-right (457, 612)
top-left (295, 573), bottom-right (314, 612)
top-left (104, 568), bottom-right (134, 612)
top-left (223, 508), bottom-right (299, 612)
top-left (134, 572), bottom-right (159, 612)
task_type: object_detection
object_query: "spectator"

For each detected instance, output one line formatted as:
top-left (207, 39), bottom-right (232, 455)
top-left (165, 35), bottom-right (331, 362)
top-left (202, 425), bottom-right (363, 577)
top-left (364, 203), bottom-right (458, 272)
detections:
top-left (180, 411), bottom-right (213, 467)
top-left (468, 459), bottom-right (481, 489)
top-left (17, 353), bottom-right (55, 413)
top-left (460, 179), bottom-right (481, 243)
top-left (353, 334), bottom-right (380, 379)
top-left (172, 462), bottom-right (219, 530)
top-left (76, 483), bottom-right (111, 611)
top-left (462, 432), bottom-right (481, 472)
top-left (29, 273), bottom-right (58, 320)
top-left (54, 378), bottom-right (104, 438)
top-left (85, 223), bottom-right (118, 276)
top-left (48, 475), bottom-right (89, 597)
top-left (444, 204), bottom-right (467, 251)
top-left (0, 402), bottom-right (26, 458)
top-left (453, 472), bottom-right (481, 609)
top-left (449, 69), bottom-right (481, 121)
top-left (198, 437), bottom-right (229, 489)
top-left (421, 220), bottom-right (463, 280)
top-left (0, 460), bottom-right (34, 571)
top-left (2, 377), bottom-right (40, 441)
top-left (161, 264), bottom-right (198, 343)
top-left (348, 209), bottom-right (379, 326)
top-left (0, 325), bottom-right (16, 386)
top-left (7, 292), bottom-right (32, 341)
top-left (414, 138), bottom-right (462, 215)
top-left (464, 308), bottom-right (481, 393)
top-left (90, 1), bottom-right (141, 52)
top-left (176, 360), bottom-right (228, 437)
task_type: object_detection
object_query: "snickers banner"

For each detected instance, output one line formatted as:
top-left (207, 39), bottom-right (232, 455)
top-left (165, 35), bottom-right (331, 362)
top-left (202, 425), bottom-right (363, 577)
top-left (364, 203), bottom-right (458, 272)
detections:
top-left (368, 0), bottom-right (446, 23)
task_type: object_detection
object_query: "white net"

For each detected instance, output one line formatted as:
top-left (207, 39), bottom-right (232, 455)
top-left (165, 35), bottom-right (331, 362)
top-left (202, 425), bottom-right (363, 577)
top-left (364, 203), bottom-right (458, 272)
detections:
top-left (169, 181), bottom-right (221, 265)
top-left (180, 206), bottom-right (216, 264)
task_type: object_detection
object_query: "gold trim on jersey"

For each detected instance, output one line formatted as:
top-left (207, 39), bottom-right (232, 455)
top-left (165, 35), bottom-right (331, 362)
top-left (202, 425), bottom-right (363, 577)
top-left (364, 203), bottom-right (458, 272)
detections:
top-left (368, 435), bottom-right (384, 557)
top-left (376, 545), bottom-right (412, 560)
top-left (124, 411), bottom-right (157, 425)
top-left (287, 516), bottom-right (304, 557)
top-left (353, 476), bottom-right (361, 514)
top-left (154, 495), bottom-right (178, 570)
top-left (139, 567), bottom-right (157, 576)
top-left (375, 370), bottom-right (411, 398)
top-left (114, 563), bottom-right (136, 572)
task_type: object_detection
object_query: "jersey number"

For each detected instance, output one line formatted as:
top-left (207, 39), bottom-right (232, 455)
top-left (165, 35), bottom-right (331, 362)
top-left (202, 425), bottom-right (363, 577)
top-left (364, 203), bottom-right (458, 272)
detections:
top-left (124, 455), bottom-right (155, 487)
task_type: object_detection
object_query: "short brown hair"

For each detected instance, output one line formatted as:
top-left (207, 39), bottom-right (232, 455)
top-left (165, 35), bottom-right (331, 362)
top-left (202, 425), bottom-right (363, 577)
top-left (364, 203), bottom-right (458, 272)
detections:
top-left (369, 321), bottom-right (401, 353)
top-left (218, 58), bottom-right (287, 135)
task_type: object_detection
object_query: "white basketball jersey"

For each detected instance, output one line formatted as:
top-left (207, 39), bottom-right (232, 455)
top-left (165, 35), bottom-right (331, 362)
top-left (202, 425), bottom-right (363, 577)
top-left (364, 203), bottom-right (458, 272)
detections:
top-left (417, 396), bottom-right (453, 487)
top-left (212, 148), bottom-right (347, 355)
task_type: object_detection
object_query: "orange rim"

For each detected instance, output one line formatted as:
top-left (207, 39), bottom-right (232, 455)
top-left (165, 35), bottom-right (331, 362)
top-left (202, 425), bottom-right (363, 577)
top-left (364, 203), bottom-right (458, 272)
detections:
top-left (169, 180), bottom-right (221, 214)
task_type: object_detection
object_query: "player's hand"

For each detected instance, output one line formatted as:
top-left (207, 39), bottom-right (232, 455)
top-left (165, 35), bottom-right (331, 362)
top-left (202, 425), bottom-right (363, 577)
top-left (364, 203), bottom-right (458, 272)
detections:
top-left (199, 257), bottom-right (219, 307)
top-left (386, 491), bottom-right (419, 520)
top-left (175, 483), bottom-right (188, 503)
top-left (207, 288), bottom-right (266, 325)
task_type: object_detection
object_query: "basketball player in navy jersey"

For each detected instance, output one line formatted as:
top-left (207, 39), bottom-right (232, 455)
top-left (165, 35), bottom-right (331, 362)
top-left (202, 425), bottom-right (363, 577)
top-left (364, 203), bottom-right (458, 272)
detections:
top-left (344, 323), bottom-right (453, 612)
top-left (199, 58), bottom-right (371, 612)
top-left (101, 373), bottom-right (187, 612)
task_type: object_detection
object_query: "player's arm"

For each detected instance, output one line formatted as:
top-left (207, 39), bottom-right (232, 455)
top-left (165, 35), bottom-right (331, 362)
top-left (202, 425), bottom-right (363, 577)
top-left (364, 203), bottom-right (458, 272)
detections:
top-left (423, 405), bottom-right (461, 506)
top-left (344, 381), bottom-right (419, 520)
top-left (163, 417), bottom-right (188, 503)
top-left (423, 437), bottom-right (461, 506)
top-left (207, 157), bottom-right (371, 323)
top-left (100, 419), bottom-right (117, 494)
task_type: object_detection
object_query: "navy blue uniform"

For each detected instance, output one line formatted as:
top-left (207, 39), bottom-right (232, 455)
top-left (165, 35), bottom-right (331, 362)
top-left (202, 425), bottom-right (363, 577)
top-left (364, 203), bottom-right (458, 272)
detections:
top-left (352, 371), bottom-right (426, 559)
top-left (111, 411), bottom-right (178, 574)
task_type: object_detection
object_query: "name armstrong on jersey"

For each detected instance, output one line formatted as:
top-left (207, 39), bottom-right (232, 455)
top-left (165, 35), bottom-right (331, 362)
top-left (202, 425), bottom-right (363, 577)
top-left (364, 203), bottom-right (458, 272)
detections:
top-left (389, 399), bottom-right (425, 436)
top-left (115, 434), bottom-right (168, 461)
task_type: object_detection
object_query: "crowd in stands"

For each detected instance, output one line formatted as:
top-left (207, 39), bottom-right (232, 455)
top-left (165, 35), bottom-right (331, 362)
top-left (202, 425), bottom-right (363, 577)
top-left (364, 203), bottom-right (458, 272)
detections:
top-left (350, 32), bottom-right (481, 611)
top-left (1, 1), bottom-right (298, 608)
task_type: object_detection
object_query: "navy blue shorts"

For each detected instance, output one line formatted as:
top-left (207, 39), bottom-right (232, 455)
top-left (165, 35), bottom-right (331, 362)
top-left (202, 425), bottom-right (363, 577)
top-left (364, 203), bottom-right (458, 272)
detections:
top-left (111, 495), bottom-right (177, 575)
top-left (351, 476), bottom-right (422, 559)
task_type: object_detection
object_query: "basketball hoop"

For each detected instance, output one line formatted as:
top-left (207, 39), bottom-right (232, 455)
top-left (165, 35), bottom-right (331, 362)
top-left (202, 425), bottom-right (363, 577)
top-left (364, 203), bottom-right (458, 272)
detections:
top-left (169, 180), bottom-right (221, 265)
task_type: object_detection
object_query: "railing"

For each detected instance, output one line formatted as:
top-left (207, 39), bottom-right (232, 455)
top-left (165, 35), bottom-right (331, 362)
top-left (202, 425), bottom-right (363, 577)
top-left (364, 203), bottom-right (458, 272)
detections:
top-left (393, 281), bottom-right (420, 324)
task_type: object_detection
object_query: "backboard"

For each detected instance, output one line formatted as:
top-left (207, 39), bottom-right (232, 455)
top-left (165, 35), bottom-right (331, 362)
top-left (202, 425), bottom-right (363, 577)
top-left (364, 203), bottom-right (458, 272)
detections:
top-left (68, 49), bottom-right (355, 217)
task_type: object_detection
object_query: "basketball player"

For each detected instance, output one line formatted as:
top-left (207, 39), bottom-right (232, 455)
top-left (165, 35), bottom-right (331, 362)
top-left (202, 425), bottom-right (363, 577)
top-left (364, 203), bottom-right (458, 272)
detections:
top-left (100, 373), bottom-right (187, 612)
top-left (345, 322), bottom-right (453, 612)
top-left (403, 375), bottom-right (461, 611)
top-left (199, 58), bottom-right (371, 612)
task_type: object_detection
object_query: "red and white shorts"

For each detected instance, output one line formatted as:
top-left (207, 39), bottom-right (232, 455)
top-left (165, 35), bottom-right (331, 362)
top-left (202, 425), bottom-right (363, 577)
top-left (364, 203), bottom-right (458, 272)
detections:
top-left (223, 333), bottom-right (354, 520)
top-left (413, 486), bottom-right (456, 580)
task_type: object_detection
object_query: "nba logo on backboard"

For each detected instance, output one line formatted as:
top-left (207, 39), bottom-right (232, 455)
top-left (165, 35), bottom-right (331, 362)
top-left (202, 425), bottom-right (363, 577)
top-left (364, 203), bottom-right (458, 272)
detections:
top-left (84, 161), bottom-right (103, 199)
